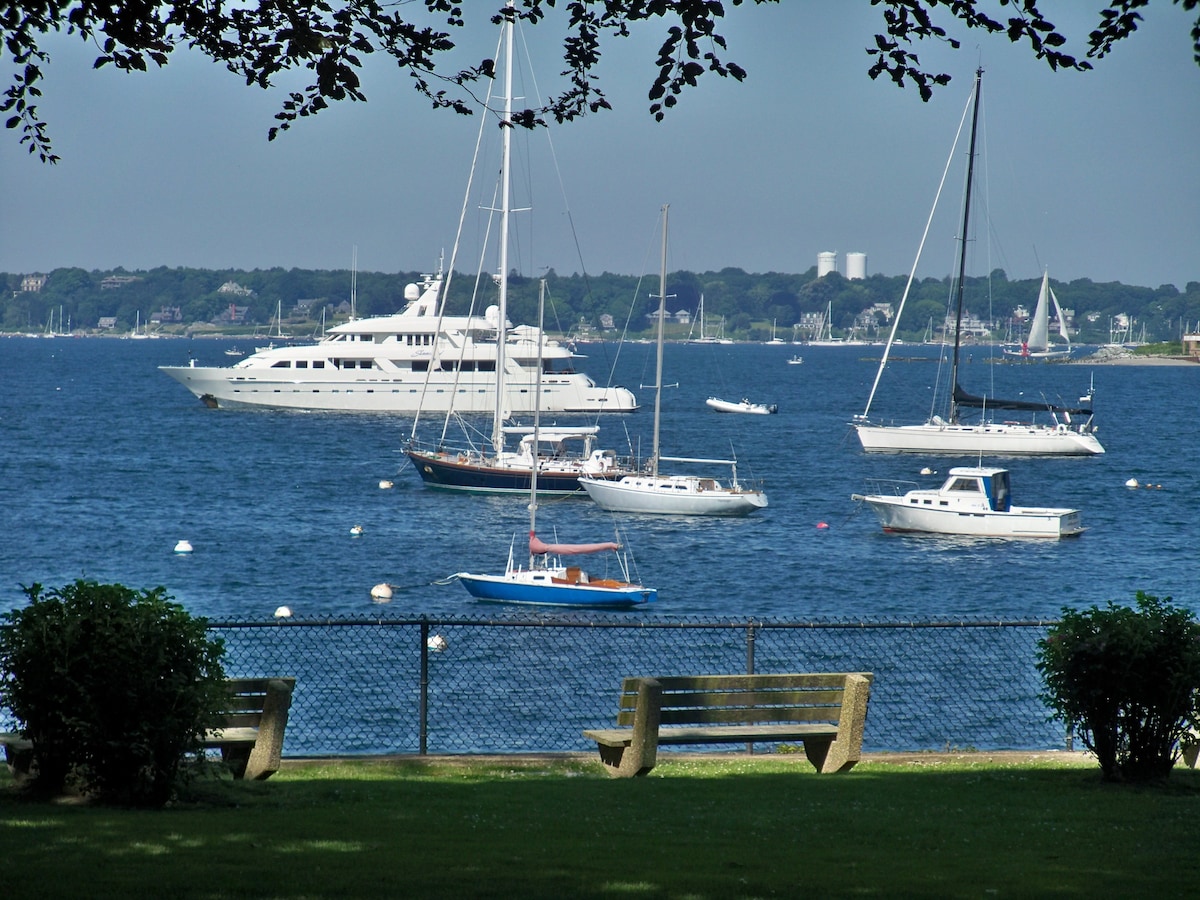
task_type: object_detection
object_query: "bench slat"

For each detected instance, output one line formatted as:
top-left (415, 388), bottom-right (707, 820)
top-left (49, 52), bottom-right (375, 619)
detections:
top-left (586, 723), bottom-right (838, 747)
top-left (618, 687), bottom-right (849, 711)
top-left (618, 705), bottom-right (846, 727)
top-left (623, 673), bottom-right (863, 692)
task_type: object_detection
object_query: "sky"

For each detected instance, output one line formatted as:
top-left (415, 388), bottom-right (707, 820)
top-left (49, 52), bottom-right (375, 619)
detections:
top-left (1, 3), bottom-right (1197, 290)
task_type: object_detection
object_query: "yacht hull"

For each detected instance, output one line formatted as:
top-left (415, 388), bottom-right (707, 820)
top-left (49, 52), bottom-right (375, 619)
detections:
top-left (854, 422), bottom-right (1104, 456)
top-left (456, 572), bottom-right (655, 608)
top-left (581, 474), bottom-right (767, 517)
top-left (159, 365), bottom-right (636, 414)
top-left (406, 449), bottom-right (624, 495)
top-left (859, 497), bottom-right (1084, 538)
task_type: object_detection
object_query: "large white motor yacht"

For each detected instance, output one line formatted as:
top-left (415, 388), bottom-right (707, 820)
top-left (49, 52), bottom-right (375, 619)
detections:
top-left (159, 271), bottom-right (638, 414)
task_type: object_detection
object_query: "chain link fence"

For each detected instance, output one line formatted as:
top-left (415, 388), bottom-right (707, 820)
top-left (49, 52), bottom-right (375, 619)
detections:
top-left (200, 615), bottom-right (1069, 757)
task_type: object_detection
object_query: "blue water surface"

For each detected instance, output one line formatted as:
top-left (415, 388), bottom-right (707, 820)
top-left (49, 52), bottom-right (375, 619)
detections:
top-left (1, 335), bottom-right (1195, 622)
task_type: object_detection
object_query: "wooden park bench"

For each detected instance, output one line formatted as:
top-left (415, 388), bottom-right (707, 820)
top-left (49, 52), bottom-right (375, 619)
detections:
top-left (1, 676), bottom-right (295, 782)
top-left (583, 672), bottom-right (872, 778)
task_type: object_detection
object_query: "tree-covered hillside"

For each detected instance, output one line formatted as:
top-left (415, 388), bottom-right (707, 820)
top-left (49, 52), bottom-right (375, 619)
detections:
top-left (4, 265), bottom-right (1198, 345)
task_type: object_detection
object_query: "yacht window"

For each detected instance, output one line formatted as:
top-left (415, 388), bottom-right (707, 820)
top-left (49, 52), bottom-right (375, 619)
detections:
top-left (271, 360), bottom-right (291, 368)
top-left (295, 361), bottom-right (308, 369)
top-left (313, 361), bottom-right (325, 369)
top-left (459, 361), bottom-right (476, 372)
top-left (478, 361), bottom-right (496, 372)
top-left (948, 478), bottom-right (981, 493)
top-left (412, 361), bottom-right (429, 372)
top-left (440, 361), bottom-right (456, 372)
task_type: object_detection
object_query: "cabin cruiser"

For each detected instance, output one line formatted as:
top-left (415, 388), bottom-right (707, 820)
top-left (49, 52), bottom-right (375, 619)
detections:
top-left (159, 271), bottom-right (638, 414)
top-left (852, 466), bottom-right (1084, 539)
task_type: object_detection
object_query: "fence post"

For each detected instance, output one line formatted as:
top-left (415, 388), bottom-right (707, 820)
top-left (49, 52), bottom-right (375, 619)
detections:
top-left (419, 619), bottom-right (429, 755)
top-left (745, 621), bottom-right (757, 754)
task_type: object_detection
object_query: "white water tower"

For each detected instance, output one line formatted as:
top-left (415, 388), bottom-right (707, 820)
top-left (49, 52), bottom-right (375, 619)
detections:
top-left (817, 251), bottom-right (837, 277)
top-left (846, 252), bottom-right (867, 280)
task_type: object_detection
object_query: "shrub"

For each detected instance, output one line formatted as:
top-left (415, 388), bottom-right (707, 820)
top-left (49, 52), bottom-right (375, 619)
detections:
top-left (1036, 591), bottom-right (1200, 781)
top-left (0, 580), bottom-right (226, 805)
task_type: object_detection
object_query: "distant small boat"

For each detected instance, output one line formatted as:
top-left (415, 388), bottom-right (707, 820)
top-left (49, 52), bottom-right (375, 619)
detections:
top-left (852, 466), bottom-right (1084, 539)
top-left (788, 355), bottom-right (804, 365)
top-left (224, 347), bottom-right (245, 357)
top-left (706, 396), bottom-right (778, 415)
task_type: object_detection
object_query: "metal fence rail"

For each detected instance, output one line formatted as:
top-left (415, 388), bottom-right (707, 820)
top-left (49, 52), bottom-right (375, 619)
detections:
top-left (202, 615), bottom-right (1067, 757)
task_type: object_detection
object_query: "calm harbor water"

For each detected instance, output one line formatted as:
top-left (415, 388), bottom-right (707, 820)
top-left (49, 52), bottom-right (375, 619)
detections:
top-left (2, 335), bottom-right (1196, 623)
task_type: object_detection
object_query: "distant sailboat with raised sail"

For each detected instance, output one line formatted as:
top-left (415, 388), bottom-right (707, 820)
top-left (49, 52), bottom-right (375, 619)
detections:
top-left (852, 69), bottom-right (1103, 458)
top-left (1002, 270), bottom-right (1072, 360)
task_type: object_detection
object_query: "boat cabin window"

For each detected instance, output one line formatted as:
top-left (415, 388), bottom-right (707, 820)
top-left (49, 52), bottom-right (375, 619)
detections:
top-left (271, 360), bottom-right (291, 368)
top-left (295, 361), bottom-right (308, 369)
top-left (312, 360), bottom-right (325, 369)
top-left (477, 360), bottom-right (496, 372)
top-left (947, 477), bottom-right (981, 493)
top-left (412, 360), bottom-right (429, 372)
top-left (990, 472), bottom-right (1011, 511)
top-left (543, 359), bottom-right (576, 375)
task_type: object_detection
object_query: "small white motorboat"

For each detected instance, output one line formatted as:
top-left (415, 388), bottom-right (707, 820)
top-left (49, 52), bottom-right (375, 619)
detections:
top-left (852, 466), bottom-right (1084, 539)
top-left (787, 355), bottom-right (804, 365)
top-left (706, 396), bottom-right (778, 415)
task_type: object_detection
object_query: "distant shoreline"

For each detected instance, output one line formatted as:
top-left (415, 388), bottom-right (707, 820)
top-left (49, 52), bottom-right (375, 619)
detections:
top-left (1075, 354), bottom-right (1199, 367)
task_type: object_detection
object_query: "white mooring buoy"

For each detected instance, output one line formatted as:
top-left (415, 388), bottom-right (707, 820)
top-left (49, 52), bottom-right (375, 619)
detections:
top-left (174, 540), bottom-right (193, 553)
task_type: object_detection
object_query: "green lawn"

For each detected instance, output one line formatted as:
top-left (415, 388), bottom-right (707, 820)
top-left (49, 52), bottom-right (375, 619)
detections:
top-left (3, 754), bottom-right (1199, 898)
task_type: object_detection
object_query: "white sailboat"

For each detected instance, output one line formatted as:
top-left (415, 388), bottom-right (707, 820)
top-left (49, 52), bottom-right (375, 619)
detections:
top-left (687, 294), bottom-right (732, 344)
top-left (805, 302), bottom-right (846, 346)
top-left (129, 310), bottom-right (149, 340)
top-left (1002, 270), bottom-right (1072, 360)
top-left (852, 69), bottom-right (1103, 458)
top-left (581, 206), bottom-right (767, 517)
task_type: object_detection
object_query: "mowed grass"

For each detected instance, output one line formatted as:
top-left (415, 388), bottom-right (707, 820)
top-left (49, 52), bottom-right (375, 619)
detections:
top-left (3, 753), bottom-right (1200, 899)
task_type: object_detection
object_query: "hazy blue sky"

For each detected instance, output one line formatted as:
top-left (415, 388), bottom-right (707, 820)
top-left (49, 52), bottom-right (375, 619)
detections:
top-left (1, 3), bottom-right (1196, 289)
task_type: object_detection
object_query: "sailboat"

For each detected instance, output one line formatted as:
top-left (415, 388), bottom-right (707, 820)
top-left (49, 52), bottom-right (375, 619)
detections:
top-left (453, 279), bottom-right (656, 608)
top-left (806, 302), bottom-right (845, 346)
top-left (580, 206), bottom-right (768, 517)
top-left (129, 310), bottom-right (149, 339)
top-left (404, 13), bottom-right (635, 496)
top-left (852, 69), bottom-right (1103, 457)
top-left (687, 294), bottom-right (731, 344)
top-left (1002, 271), bottom-right (1072, 360)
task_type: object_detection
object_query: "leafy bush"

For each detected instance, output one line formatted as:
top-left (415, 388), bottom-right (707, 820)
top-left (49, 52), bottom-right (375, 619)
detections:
top-left (0, 580), bottom-right (226, 805)
top-left (1036, 592), bottom-right (1200, 781)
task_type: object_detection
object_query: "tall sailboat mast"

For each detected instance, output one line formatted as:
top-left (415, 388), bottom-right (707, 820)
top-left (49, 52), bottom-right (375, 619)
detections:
top-left (949, 67), bottom-right (983, 425)
top-left (528, 278), bottom-right (545, 570)
top-left (650, 204), bottom-right (668, 477)
top-left (491, 7), bottom-right (514, 457)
